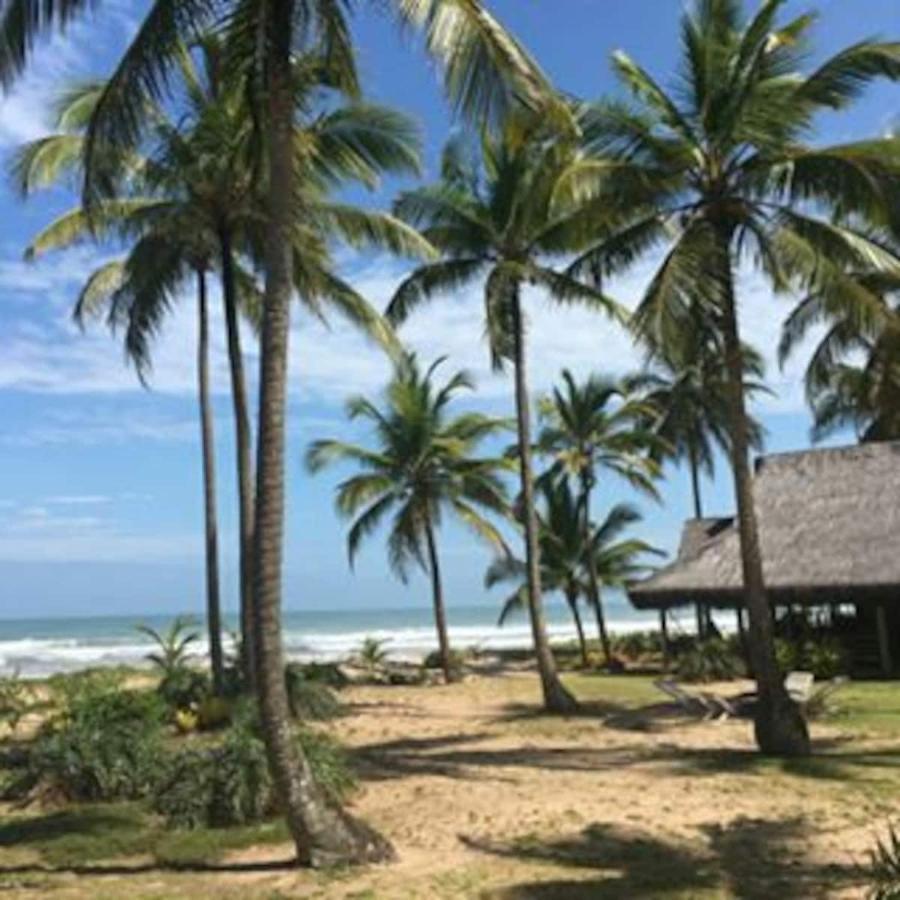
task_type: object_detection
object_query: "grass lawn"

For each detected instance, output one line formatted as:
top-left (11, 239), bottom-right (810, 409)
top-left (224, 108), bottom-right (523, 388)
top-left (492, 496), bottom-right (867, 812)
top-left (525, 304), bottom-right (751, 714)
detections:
top-left (0, 672), bottom-right (897, 898)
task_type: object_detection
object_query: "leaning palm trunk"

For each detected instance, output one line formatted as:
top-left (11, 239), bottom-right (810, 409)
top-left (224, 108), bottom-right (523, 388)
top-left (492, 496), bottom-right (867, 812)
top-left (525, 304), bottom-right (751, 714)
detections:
top-left (253, 0), bottom-right (393, 865)
top-left (197, 268), bottom-right (224, 693)
top-left (219, 227), bottom-right (257, 688)
top-left (687, 443), bottom-right (708, 639)
top-left (565, 587), bottom-right (588, 669)
top-left (716, 228), bottom-right (809, 757)
top-left (580, 473), bottom-right (611, 666)
top-left (511, 287), bottom-right (577, 713)
top-left (424, 521), bottom-right (454, 683)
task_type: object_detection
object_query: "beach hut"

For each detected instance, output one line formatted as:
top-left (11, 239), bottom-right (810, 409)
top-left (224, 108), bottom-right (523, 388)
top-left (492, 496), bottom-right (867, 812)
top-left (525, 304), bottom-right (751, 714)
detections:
top-left (627, 441), bottom-right (900, 676)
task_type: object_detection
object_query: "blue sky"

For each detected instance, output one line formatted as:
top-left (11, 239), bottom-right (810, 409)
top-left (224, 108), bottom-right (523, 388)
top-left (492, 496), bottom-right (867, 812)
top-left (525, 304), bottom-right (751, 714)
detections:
top-left (0, 0), bottom-right (898, 619)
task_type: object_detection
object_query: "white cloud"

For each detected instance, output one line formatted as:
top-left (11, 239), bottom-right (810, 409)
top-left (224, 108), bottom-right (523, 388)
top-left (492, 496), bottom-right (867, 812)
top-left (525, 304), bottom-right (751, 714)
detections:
top-left (43, 494), bottom-right (112, 505)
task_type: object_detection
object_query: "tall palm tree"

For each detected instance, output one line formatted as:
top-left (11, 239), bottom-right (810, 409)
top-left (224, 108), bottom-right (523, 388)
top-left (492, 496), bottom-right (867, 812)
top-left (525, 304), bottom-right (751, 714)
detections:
top-left (0, 0), bottom-right (566, 867)
top-left (560, 0), bottom-right (900, 755)
top-left (388, 125), bottom-right (624, 713)
top-left (307, 355), bottom-right (511, 683)
top-left (487, 479), bottom-right (659, 669)
top-left (779, 262), bottom-right (900, 443)
top-left (536, 370), bottom-right (661, 663)
top-left (628, 335), bottom-right (767, 637)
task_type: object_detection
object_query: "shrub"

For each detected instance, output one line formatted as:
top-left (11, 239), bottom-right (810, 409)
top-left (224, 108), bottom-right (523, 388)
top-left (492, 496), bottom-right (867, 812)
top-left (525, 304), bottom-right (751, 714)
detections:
top-left (196, 695), bottom-right (233, 730)
top-left (296, 662), bottom-right (348, 689)
top-left (9, 677), bottom-right (164, 803)
top-left (356, 637), bottom-right (390, 671)
top-left (284, 665), bottom-right (343, 721)
top-left (774, 637), bottom-right (847, 679)
top-left (422, 648), bottom-right (467, 679)
top-left (866, 823), bottom-right (900, 900)
top-left (158, 667), bottom-right (210, 712)
top-left (153, 704), bottom-right (354, 829)
top-left (676, 638), bottom-right (745, 683)
top-left (612, 631), bottom-right (663, 661)
top-left (0, 671), bottom-right (33, 734)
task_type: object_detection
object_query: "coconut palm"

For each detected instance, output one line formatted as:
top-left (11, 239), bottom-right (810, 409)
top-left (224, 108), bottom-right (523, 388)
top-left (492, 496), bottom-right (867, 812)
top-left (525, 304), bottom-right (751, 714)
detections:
top-left (779, 263), bottom-right (900, 443)
top-left (536, 370), bottom-right (661, 663)
top-left (560, 0), bottom-right (900, 755)
top-left (486, 479), bottom-right (660, 669)
top-left (628, 335), bottom-right (767, 638)
top-left (307, 355), bottom-right (511, 683)
top-left (0, 0), bottom-right (566, 867)
top-left (387, 124), bottom-right (624, 713)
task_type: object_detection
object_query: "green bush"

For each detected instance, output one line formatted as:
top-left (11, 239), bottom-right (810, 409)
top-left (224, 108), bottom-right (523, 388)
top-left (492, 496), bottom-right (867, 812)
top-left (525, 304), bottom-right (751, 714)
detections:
top-left (153, 703), bottom-right (355, 830)
top-left (774, 637), bottom-right (847, 679)
top-left (9, 677), bottom-right (164, 803)
top-left (285, 665), bottom-right (344, 721)
top-left (0, 671), bottom-right (33, 733)
top-left (295, 662), bottom-right (348, 689)
top-left (611, 631), bottom-right (663, 660)
top-left (158, 667), bottom-right (210, 712)
top-left (422, 647), bottom-right (467, 678)
top-left (676, 638), bottom-right (745, 683)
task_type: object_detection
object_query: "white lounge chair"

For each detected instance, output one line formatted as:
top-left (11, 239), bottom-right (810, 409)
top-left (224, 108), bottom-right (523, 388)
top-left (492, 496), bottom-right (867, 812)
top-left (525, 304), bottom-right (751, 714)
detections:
top-left (653, 679), bottom-right (736, 721)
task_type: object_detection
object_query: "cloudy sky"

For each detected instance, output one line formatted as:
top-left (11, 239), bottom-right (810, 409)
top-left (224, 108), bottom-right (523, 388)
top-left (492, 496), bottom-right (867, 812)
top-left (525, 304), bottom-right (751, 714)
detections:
top-left (0, 0), bottom-right (897, 618)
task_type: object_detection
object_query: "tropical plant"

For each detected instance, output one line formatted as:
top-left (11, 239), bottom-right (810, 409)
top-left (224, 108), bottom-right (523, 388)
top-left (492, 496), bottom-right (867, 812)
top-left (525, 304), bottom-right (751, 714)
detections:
top-left (628, 336), bottom-right (768, 637)
top-left (536, 370), bottom-right (662, 662)
top-left (388, 122), bottom-right (625, 712)
top-left (8, 678), bottom-right (165, 803)
top-left (0, 0), bottom-right (566, 867)
top-left (560, 0), bottom-right (900, 754)
top-left (779, 266), bottom-right (900, 443)
top-left (284, 665), bottom-right (344, 720)
top-left (356, 637), bottom-right (391, 673)
top-left (676, 638), bottom-right (746, 683)
top-left (307, 355), bottom-right (511, 683)
top-left (866, 823), bottom-right (900, 900)
top-left (487, 479), bottom-right (660, 669)
top-left (137, 616), bottom-right (200, 677)
top-left (0, 670), bottom-right (33, 734)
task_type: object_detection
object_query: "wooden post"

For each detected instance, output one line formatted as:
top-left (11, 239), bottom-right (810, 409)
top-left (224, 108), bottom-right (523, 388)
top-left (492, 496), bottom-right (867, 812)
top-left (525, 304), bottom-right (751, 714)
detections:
top-left (876, 603), bottom-right (893, 677)
top-left (659, 608), bottom-right (670, 669)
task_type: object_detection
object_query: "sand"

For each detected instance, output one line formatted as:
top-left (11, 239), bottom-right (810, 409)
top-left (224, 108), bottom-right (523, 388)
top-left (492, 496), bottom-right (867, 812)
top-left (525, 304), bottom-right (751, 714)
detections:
top-left (2, 670), bottom-right (895, 898)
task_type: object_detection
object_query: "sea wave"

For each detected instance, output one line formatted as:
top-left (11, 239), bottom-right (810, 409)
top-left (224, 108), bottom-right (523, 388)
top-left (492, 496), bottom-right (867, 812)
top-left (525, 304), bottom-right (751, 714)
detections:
top-left (0, 616), bottom-right (659, 678)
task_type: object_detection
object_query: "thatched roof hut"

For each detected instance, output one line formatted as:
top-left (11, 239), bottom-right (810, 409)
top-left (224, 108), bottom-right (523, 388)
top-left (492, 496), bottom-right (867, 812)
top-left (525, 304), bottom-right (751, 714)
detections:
top-left (629, 441), bottom-right (900, 612)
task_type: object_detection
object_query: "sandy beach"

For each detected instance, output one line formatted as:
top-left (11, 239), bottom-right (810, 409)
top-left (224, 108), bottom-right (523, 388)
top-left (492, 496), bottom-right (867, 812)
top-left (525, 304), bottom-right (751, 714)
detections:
top-left (2, 668), bottom-right (896, 899)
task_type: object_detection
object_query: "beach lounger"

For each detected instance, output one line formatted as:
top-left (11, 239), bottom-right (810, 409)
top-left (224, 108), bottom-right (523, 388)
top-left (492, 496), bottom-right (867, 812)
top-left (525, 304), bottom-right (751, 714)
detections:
top-left (653, 679), bottom-right (736, 721)
top-left (784, 671), bottom-right (815, 704)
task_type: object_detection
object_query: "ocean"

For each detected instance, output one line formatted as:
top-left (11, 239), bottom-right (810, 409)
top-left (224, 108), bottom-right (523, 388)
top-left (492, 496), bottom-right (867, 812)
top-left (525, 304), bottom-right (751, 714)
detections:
top-left (0, 598), bottom-right (663, 678)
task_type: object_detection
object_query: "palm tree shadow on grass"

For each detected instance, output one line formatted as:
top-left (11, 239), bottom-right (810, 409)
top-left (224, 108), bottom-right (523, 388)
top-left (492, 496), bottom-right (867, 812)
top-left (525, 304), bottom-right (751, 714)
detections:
top-left (465, 816), bottom-right (859, 899)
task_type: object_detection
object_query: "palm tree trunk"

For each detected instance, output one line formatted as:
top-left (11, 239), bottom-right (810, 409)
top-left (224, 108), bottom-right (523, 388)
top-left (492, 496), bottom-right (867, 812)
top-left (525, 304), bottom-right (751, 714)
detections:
top-left (424, 520), bottom-right (454, 683)
top-left (197, 268), bottom-right (224, 694)
top-left (716, 226), bottom-right (809, 757)
top-left (566, 587), bottom-right (588, 669)
top-left (219, 226), bottom-right (257, 690)
top-left (510, 285), bottom-right (577, 713)
top-left (254, 1), bottom-right (394, 865)
top-left (580, 471), bottom-right (612, 666)
top-left (688, 442), bottom-right (707, 640)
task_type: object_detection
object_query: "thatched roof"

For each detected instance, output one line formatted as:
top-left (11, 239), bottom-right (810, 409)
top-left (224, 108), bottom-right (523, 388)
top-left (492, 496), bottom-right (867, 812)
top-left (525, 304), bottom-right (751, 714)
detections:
top-left (629, 441), bottom-right (900, 610)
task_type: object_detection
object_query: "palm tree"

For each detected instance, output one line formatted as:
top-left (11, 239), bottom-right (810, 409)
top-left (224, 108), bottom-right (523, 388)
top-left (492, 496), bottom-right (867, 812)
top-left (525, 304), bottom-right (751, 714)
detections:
top-left (487, 479), bottom-right (660, 669)
top-left (536, 370), bottom-right (661, 663)
top-left (0, 0), bottom-right (567, 867)
top-left (388, 125), bottom-right (624, 713)
top-left (561, 0), bottom-right (900, 755)
top-left (628, 335), bottom-right (767, 637)
top-left (307, 355), bottom-right (511, 683)
top-left (779, 263), bottom-right (900, 443)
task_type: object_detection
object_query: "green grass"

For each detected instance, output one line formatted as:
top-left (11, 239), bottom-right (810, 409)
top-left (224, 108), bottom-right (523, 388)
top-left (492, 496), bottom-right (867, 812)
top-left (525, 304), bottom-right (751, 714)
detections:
top-left (823, 681), bottom-right (900, 736)
top-left (0, 802), bottom-right (290, 869)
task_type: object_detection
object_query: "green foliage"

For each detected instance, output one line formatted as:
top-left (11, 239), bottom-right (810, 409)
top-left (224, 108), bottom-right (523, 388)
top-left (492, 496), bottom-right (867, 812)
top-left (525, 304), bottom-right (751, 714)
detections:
top-left (136, 616), bottom-right (200, 678)
top-left (158, 667), bottom-right (211, 713)
top-left (295, 661), bottom-right (349, 689)
top-left (423, 647), bottom-right (467, 679)
top-left (195, 695), bottom-right (233, 730)
top-left (9, 676), bottom-right (164, 803)
top-left (357, 637), bottom-right (390, 671)
top-left (611, 631), bottom-right (663, 660)
top-left (153, 704), bottom-right (354, 830)
top-left (866, 823), bottom-right (900, 900)
top-left (676, 639), bottom-right (745, 683)
top-left (285, 664), bottom-right (344, 721)
top-left (774, 638), bottom-right (847, 680)
top-left (0, 670), bottom-right (33, 734)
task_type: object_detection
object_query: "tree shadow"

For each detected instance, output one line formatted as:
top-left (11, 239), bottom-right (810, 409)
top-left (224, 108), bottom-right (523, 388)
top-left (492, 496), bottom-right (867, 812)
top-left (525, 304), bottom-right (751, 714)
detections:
top-left (465, 816), bottom-right (859, 899)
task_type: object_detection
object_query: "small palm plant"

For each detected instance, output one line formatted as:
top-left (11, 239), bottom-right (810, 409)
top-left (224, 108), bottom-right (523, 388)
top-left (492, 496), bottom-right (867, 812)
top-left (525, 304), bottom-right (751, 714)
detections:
top-left (867, 824), bottom-right (900, 900)
top-left (356, 638), bottom-right (391, 674)
top-left (136, 616), bottom-right (200, 678)
top-left (307, 355), bottom-right (511, 684)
